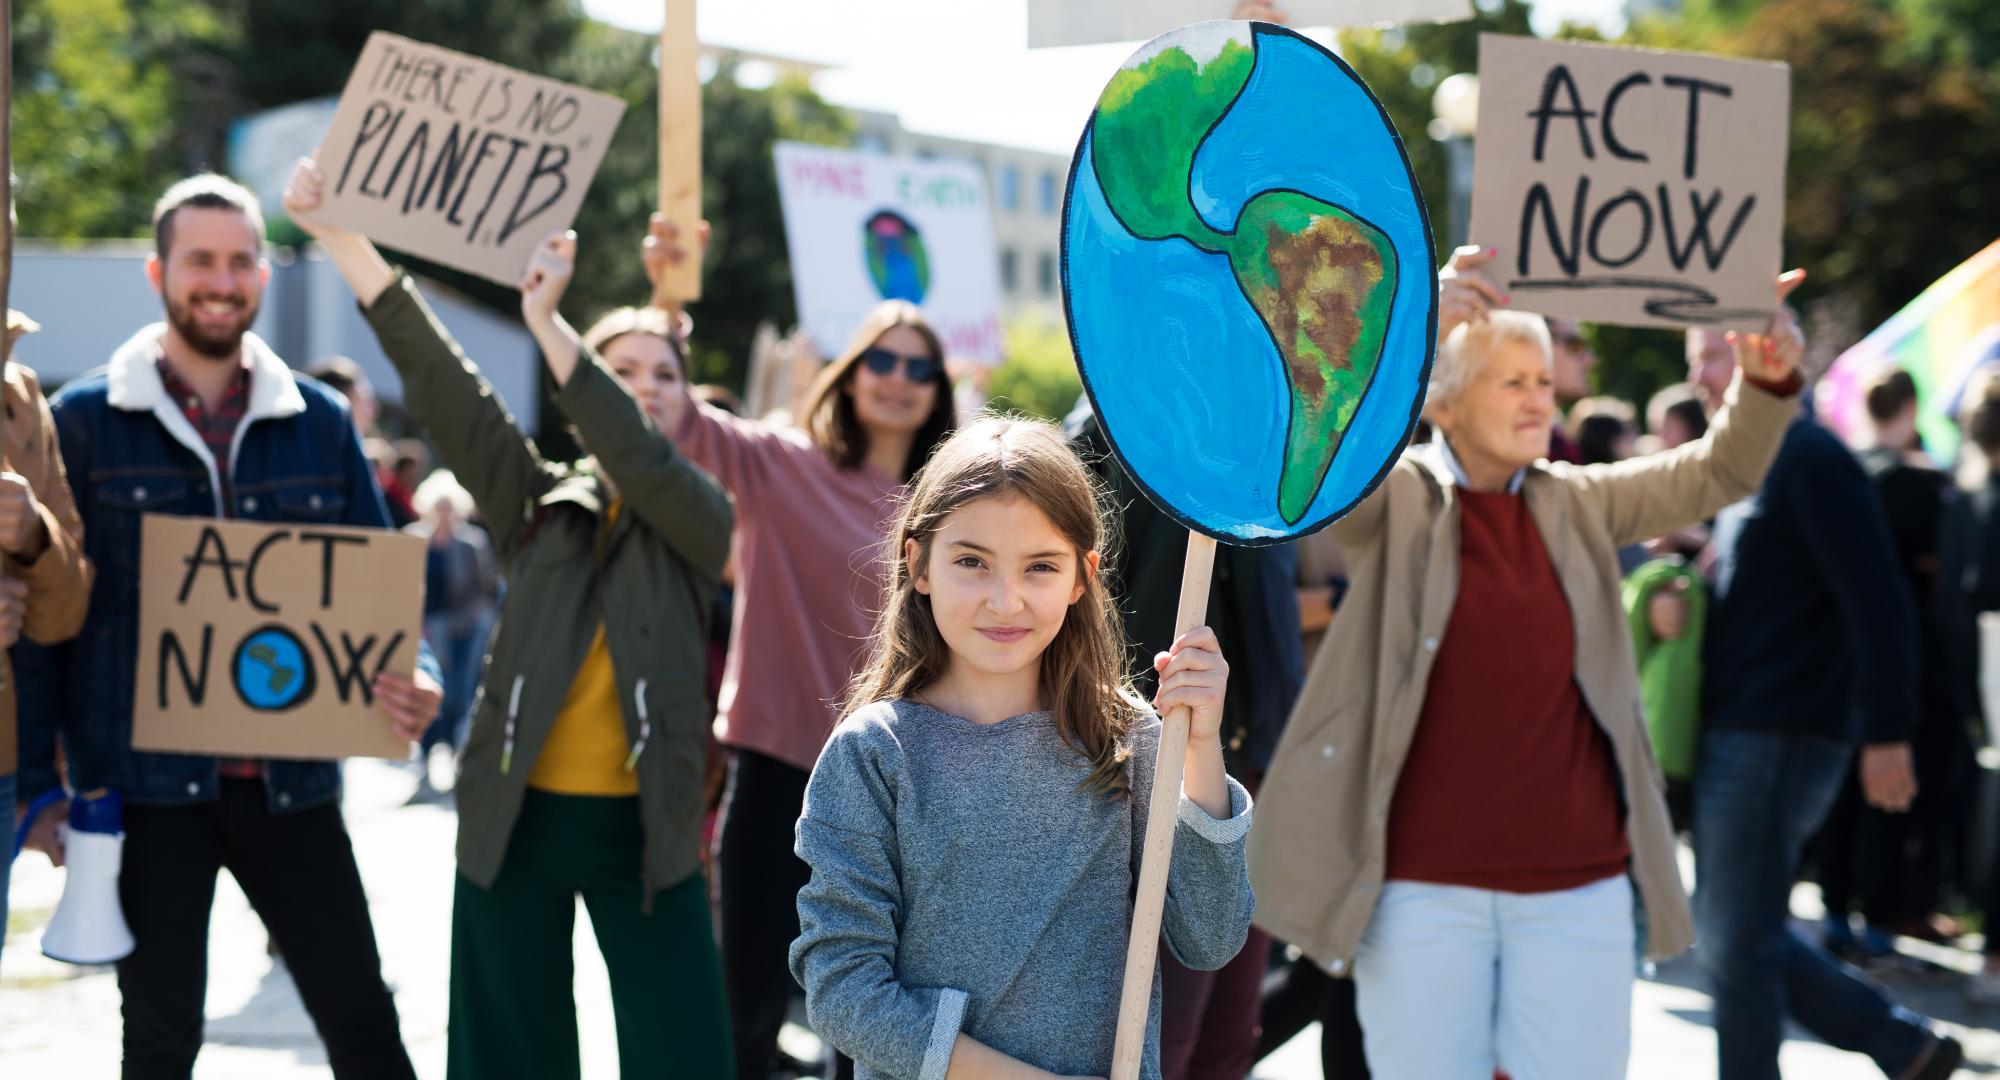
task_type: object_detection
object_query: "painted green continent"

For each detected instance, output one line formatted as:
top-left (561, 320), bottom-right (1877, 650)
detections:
top-left (1092, 39), bottom-right (1253, 252)
top-left (1091, 35), bottom-right (1395, 524)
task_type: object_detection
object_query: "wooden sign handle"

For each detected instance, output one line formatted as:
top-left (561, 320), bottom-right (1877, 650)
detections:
top-left (653, 0), bottom-right (703, 308)
top-left (1109, 529), bottom-right (1218, 1080)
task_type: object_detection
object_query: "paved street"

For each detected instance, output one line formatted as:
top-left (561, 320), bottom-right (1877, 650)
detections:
top-left (6, 758), bottom-right (1999, 1078)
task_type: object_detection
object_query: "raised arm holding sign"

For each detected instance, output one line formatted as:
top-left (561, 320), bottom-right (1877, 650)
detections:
top-left (289, 154), bottom-right (741, 1075)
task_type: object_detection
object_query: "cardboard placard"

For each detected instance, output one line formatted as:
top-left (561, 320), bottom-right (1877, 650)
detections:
top-left (132, 515), bottom-right (425, 761)
top-left (1028, 0), bottom-right (1472, 48)
top-left (1468, 34), bottom-right (1789, 331)
top-left (773, 142), bottom-right (1005, 363)
top-left (307, 32), bottom-right (627, 287)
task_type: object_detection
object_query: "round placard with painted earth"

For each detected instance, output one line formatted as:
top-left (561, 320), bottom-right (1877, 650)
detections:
top-left (233, 625), bottom-right (316, 712)
top-left (1062, 20), bottom-right (1437, 544)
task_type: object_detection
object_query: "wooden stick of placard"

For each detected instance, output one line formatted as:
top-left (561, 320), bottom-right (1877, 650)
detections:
top-left (653, 0), bottom-right (703, 307)
top-left (1109, 530), bottom-right (1218, 1080)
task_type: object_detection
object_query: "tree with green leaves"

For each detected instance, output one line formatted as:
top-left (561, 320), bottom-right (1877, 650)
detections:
top-left (14, 0), bottom-right (204, 238)
top-left (1335, 0), bottom-right (1535, 251)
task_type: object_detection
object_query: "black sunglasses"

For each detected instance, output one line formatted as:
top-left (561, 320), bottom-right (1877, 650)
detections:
top-left (859, 346), bottom-right (940, 384)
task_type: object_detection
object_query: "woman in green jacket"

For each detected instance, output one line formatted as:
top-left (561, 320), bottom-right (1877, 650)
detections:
top-left (286, 161), bottom-right (735, 1079)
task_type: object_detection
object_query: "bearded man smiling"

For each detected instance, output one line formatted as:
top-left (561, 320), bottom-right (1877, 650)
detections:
top-left (13, 173), bottom-right (444, 1078)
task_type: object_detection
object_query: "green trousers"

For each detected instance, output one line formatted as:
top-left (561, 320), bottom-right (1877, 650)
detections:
top-left (448, 789), bottom-right (733, 1079)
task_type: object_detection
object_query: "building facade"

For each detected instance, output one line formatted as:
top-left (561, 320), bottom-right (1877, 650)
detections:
top-left (848, 108), bottom-right (1070, 321)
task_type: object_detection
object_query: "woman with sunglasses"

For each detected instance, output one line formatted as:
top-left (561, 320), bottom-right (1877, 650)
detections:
top-left (644, 216), bottom-right (958, 1080)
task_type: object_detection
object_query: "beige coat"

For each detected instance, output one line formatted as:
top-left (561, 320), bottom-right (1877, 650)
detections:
top-left (1247, 374), bottom-right (1795, 975)
top-left (0, 359), bottom-right (93, 774)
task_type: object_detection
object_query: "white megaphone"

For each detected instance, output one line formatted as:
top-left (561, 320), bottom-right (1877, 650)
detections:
top-left (32, 789), bottom-right (135, 965)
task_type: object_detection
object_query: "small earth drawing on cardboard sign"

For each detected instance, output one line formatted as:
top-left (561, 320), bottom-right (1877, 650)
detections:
top-left (233, 625), bottom-right (315, 711)
top-left (1064, 20), bottom-right (1436, 543)
top-left (865, 209), bottom-right (930, 304)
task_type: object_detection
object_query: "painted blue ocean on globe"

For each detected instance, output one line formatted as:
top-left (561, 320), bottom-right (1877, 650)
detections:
top-left (1063, 21), bottom-right (1436, 544)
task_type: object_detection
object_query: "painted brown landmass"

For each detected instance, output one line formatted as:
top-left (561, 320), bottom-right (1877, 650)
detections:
top-left (1231, 192), bottom-right (1398, 523)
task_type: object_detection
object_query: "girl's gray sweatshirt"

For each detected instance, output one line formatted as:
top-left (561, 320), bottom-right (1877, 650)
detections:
top-left (789, 699), bottom-right (1255, 1080)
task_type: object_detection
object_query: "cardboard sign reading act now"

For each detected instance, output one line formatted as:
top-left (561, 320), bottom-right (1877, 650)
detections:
top-left (1469, 34), bottom-right (1790, 332)
top-left (133, 515), bottom-right (425, 761)
top-left (308, 32), bottom-right (627, 287)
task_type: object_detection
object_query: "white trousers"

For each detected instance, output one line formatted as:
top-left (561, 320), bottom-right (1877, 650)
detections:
top-left (1353, 874), bottom-right (1635, 1080)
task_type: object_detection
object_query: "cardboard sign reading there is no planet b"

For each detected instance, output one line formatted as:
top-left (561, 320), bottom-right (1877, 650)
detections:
top-left (307, 32), bottom-right (627, 287)
top-left (1468, 34), bottom-right (1790, 332)
top-left (132, 515), bottom-right (425, 761)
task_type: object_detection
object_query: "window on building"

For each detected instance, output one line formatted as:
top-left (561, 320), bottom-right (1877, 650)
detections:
top-left (1038, 252), bottom-right (1056, 297)
top-left (1038, 171), bottom-right (1059, 216)
top-left (999, 165), bottom-right (1021, 212)
top-left (1000, 248), bottom-right (1019, 292)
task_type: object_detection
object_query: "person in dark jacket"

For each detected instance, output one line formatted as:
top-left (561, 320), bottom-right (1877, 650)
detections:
top-left (1692, 328), bottom-right (1963, 1080)
top-left (1937, 365), bottom-right (2000, 1006)
top-left (289, 158), bottom-right (735, 1080)
top-left (1813, 368), bottom-right (1968, 957)
top-left (13, 173), bottom-right (441, 1080)
top-left (1068, 404), bottom-right (1305, 1080)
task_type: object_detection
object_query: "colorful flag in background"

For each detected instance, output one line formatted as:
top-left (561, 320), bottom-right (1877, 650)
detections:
top-left (1819, 240), bottom-right (2000, 462)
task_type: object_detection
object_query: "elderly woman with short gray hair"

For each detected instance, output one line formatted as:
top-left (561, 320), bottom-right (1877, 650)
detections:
top-left (1248, 246), bottom-right (1807, 1078)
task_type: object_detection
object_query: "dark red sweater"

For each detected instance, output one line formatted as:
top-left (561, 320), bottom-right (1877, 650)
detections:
top-left (1384, 486), bottom-right (1630, 893)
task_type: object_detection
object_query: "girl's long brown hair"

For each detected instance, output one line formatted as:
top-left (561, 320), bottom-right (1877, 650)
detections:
top-left (843, 415), bottom-right (1145, 798)
top-left (799, 300), bottom-right (956, 482)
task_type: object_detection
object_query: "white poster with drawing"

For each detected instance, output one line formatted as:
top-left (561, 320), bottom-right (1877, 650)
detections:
top-left (773, 142), bottom-right (1005, 363)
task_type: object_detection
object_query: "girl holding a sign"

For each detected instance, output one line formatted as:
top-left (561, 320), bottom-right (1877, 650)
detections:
top-left (642, 216), bottom-right (959, 1080)
top-left (286, 162), bottom-right (735, 1079)
top-left (1249, 247), bottom-right (1808, 1078)
top-left (790, 416), bottom-right (1255, 1080)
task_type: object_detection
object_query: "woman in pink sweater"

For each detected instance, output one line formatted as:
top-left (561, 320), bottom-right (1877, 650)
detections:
top-left (644, 217), bottom-right (957, 1078)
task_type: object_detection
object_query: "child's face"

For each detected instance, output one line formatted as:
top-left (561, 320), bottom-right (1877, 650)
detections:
top-left (909, 494), bottom-right (1098, 687)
